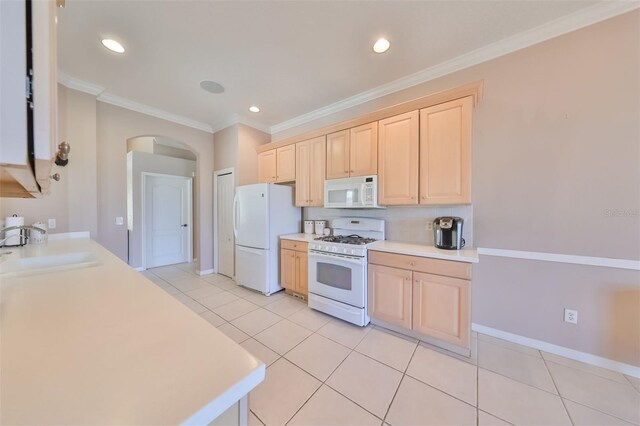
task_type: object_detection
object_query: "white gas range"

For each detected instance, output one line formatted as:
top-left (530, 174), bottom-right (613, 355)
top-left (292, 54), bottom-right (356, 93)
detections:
top-left (307, 218), bottom-right (385, 326)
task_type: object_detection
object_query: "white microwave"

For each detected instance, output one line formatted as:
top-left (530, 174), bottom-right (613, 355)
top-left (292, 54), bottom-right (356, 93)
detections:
top-left (324, 175), bottom-right (382, 209)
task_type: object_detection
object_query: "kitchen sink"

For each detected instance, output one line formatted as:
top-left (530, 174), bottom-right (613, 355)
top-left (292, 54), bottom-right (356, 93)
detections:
top-left (0, 251), bottom-right (102, 277)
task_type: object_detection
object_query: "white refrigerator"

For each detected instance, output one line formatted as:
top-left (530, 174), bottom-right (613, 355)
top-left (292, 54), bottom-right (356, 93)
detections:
top-left (233, 183), bottom-right (301, 295)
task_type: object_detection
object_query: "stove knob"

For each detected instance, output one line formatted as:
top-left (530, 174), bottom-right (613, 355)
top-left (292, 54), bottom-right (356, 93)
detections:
top-left (351, 249), bottom-right (355, 255)
top-left (324, 245), bottom-right (329, 251)
top-left (332, 246), bottom-right (338, 252)
top-left (343, 248), bottom-right (347, 254)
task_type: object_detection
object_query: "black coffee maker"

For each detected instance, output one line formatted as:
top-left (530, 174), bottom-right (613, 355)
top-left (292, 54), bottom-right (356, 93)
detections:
top-left (433, 217), bottom-right (465, 250)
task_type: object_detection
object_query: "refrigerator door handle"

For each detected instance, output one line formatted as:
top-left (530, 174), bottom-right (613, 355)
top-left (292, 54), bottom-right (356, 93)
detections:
top-left (232, 193), bottom-right (239, 239)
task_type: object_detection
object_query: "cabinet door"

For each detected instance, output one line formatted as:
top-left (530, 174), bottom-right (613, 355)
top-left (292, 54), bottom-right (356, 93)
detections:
top-left (412, 272), bottom-right (470, 348)
top-left (280, 249), bottom-right (297, 291)
top-left (326, 130), bottom-right (350, 180)
top-left (258, 150), bottom-right (277, 183)
top-left (378, 111), bottom-right (419, 205)
top-left (350, 122), bottom-right (377, 177)
top-left (419, 97), bottom-right (472, 205)
top-left (295, 141), bottom-right (310, 206)
top-left (295, 251), bottom-right (309, 296)
top-left (276, 145), bottom-right (296, 182)
top-left (308, 136), bottom-right (326, 206)
top-left (367, 264), bottom-right (412, 329)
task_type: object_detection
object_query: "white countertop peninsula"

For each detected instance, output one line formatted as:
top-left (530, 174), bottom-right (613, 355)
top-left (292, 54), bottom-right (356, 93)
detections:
top-left (368, 240), bottom-right (479, 263)
top-left (0, 237), bottom-right (264, 425)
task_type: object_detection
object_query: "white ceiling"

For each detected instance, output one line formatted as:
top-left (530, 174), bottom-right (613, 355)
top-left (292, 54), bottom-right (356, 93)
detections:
top-left (57, 1), bottom-right (608, 133)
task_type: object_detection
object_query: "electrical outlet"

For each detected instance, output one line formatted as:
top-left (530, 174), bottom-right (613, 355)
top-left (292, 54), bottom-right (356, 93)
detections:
top-left (48, 218), bottom-right (56, 229)
top-left (115, 217), bottom-right (124, 226)
top-left (564, 309), bottom-right (578, 324)
top-left (426, 221), bottom-right (433, 231)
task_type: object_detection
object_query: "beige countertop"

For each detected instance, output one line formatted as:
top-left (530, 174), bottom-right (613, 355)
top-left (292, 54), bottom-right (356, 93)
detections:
top-left (280, 233), bottom-right (319, 242)
top-left (368, 240), bottom-right (479, 263)
top-left (0, 237), bottom-right (264, 425)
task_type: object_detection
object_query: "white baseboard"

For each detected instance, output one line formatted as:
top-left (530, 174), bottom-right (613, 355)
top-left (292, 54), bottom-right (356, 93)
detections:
top-left (132, 266), bottom-right (144, 272)
top-left (197, 269), bottom-right (214, 276)
top-left (472, 323), bottom-right (640, 378)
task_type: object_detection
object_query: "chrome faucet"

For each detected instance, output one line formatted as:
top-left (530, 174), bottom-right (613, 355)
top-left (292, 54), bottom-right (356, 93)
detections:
top-left (0, 225), bottom-right (47, 246)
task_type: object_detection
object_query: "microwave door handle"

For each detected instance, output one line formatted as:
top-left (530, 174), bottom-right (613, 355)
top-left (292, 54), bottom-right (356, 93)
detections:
top-left (310, 251), bottom-right (363, 266)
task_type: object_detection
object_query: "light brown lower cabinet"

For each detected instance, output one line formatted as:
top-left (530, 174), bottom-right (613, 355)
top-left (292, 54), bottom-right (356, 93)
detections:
top-left (368, 251), bottom-right (471, 350)
top-left (280, 240), bottom-right (308, 298)
top-left (412, 272), bottom-right (470, 347)
top-left (368, 264), bottom-right (412, 329)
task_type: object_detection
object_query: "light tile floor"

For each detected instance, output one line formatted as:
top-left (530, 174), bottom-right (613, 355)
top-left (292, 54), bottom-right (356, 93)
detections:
top-left (142, 264), bottom-right (640, 426)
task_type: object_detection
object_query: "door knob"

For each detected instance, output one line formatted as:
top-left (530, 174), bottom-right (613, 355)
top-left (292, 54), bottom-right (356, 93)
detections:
top-left (181, 224), bottom-right (188, 227)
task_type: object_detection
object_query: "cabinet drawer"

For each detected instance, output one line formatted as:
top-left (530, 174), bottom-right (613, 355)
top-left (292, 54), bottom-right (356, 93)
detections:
top-left (368, 250), bottom-right (471, 280)
top-left (281, 239), bottom-right (308, 252)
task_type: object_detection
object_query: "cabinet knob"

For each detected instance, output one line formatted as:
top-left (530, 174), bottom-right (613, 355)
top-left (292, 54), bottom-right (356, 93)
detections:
top-left (344, 170), bottom-right (348, 173)
top-left (409, 261), bottom-right (415, 266)
top-left (405, 277), bottom-right (410, 281)
top-left (350, 170), bottom-right (354, 173)
top-left (421, 196), bottom-right (427, 199)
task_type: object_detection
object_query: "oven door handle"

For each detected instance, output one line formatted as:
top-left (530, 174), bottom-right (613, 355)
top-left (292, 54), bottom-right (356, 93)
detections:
top-left (309, 250), bottom-right (364, 265)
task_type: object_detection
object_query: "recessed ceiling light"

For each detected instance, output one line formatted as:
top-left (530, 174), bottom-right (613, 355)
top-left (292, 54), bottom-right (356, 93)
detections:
top-left (200, 80), bottom-right (225, 94)
top-left (101, 39), bottom-right (125, 54)
top-left (373, 38), bottom-right (390, 54)
top-left (249, 106), bottom-right (260, 113)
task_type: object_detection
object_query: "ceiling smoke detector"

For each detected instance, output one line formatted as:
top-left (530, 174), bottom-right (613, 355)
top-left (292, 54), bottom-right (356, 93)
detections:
top-left (200, 80), bottom-right (225, 94)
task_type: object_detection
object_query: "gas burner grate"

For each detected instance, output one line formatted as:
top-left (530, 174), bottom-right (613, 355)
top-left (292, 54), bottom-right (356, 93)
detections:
top-left (314, 234), bottom-right (377, 245)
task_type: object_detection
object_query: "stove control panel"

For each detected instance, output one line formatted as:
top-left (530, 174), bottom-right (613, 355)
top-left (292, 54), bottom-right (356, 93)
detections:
top-left (309, 243), bottom-right (367, 257)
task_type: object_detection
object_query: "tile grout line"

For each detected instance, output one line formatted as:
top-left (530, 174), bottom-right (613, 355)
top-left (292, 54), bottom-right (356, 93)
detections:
top-left (381, 342), bottom-right (419, 424)
top-left (280, 321), bottom-right (379, 424)
top-left (540, 353), bottom-right (575, 425)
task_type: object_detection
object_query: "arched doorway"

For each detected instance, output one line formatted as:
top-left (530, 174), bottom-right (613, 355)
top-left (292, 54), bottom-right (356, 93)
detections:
top-left (126, 136), bottom-right (198, 270)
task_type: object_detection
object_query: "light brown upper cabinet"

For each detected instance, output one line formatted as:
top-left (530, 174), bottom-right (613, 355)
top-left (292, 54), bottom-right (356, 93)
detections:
top-left (419, 96), bottom-right (472, 204)
top-left (258, 150), bottom-right (277, 183)
top-left (276, 145), bottom-right (296, 182)
top-left (378, 111), bottom-right (419, 205)
top-left (258, 146), bottom-right (296, 183)
top-left (295, 136), bottom-right (326, 207)
top-left (349, 122), bottom-right (378, 177)
top-left (326, 130), bottom-right (350, 179)
top-left (326, 122), bottom-right (378, 180)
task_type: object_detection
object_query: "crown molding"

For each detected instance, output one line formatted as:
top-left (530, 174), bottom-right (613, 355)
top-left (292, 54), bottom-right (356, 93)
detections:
top-left (57, 71), bottom-right (214, 133)
top-left (96, 92), bottom-right (214, 133)
top-left (269, 1), bottom-right (639, 135)
top-left (58, 71), bottom-right (105, 96)
top-left (210, 114), bottom-right (272, 134)
top-left (57, 72), bottom-right (275, 135)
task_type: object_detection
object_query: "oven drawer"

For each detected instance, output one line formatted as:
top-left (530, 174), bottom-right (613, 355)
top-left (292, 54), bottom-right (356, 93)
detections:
top-left (281, 239), bottom-right (308, 252)
top-left (368, 250), bottom-right (471, 280)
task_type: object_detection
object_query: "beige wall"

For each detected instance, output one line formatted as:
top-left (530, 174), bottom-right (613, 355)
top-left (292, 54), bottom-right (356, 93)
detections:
top-left (237, 124), bottom-right (270, 186)
top-left (96, 102), bottom-right (215, 271)
top-left (213, 123), bottom-right (270, 186)
top-left (272, 12), bottom-right (640, 365)
top-left (65, 88), bottom-right (98, 237)
top-left (213, 125), bottom-right (238, 172)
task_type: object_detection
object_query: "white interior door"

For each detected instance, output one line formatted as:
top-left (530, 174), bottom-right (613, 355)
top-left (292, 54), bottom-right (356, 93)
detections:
top-left (145, 174), bottom-right (191, 268)
top-left (217, 172), bottom-right (235, 278)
